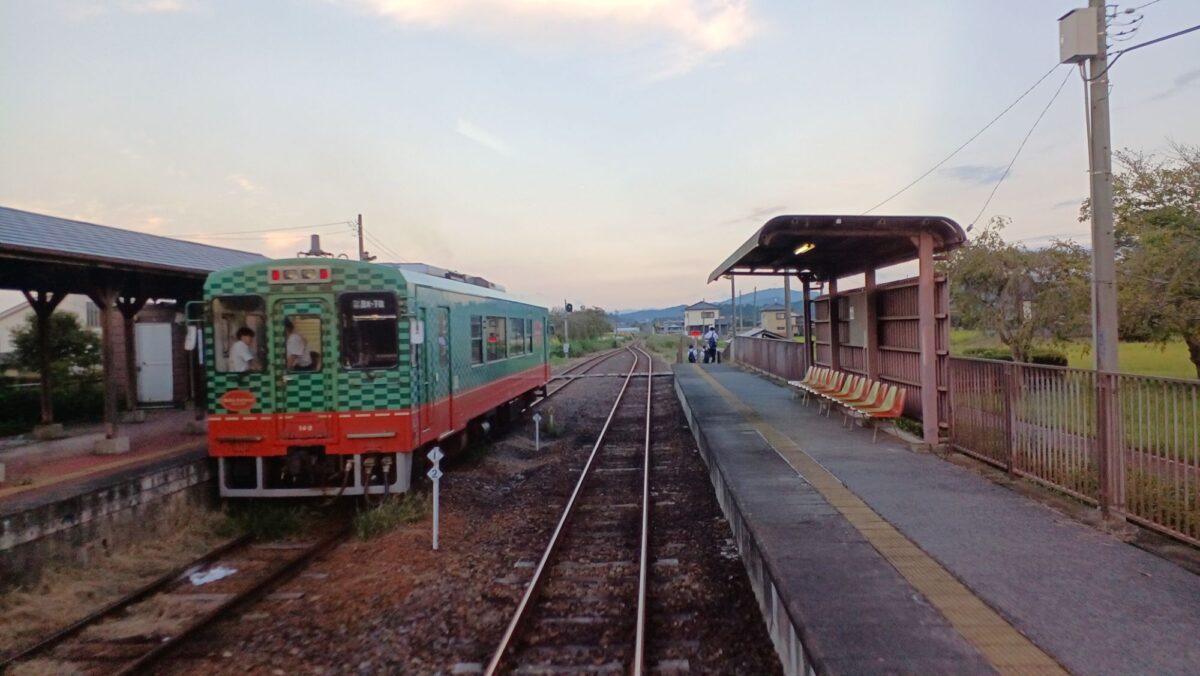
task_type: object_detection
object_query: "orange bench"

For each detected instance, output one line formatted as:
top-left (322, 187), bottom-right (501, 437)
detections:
top-left (789, 367), bottom-right (908, 442)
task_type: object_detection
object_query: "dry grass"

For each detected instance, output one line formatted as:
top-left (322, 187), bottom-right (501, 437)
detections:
top-left (0, 501), bottom-right (231, 655)
top-left (9, 658), bottom-right (86, 676)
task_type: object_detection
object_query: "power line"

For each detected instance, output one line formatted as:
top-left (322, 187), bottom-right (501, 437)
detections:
top-left (171, 220), bottom-right (350, 237)
top-left (968, 69), bottom-right (1074, 228)
top-left (363, 231), bottom-right (408, 262)
top-left (862, 63), bottom-right (1064, 215)
top-left (1086, 22), bottom-right (1200, 81)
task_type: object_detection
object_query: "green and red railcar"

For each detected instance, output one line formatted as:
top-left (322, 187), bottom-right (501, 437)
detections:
top-left (199, 258), bottom-right (549, 497)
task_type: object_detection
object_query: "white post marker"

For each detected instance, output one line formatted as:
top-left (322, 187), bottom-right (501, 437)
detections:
top-left (427, 446), bottom-right (444, 551)
top-left (532, 412), bottom-right (542, 451)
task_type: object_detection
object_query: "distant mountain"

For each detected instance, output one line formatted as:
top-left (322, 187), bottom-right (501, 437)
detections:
top-left (613, 287), bottom-right (814, 326)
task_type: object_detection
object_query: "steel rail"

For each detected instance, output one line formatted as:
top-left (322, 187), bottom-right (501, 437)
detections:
top-left (540, 346), bottom-right (630, 400)
top-left (0, 533), bottom-right (253, 670)
top-left (484, 346), bottom-right (643, 676)
top-left (116, 525), bottom-right (350, 675)
top-left (632, 345), bottom-right (653, 676)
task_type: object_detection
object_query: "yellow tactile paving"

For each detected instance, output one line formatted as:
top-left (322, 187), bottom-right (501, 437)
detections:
top-left (0, 440), bottom-right (204, 501)
top-left (691, 366), bottom-right (1068, 676)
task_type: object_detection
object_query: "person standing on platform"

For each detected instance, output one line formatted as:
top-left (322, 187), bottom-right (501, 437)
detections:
top-left (703, 326), bottom-right (718, 364)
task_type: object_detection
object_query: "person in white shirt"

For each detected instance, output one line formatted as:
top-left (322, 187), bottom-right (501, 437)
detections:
top-left (230, 327), bottom-right (258, 372)
top-left (285, 318), bottom-right (314, 370)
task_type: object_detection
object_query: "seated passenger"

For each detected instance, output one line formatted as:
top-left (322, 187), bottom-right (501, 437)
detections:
top-left (230, 327), bottom-right (259, 372)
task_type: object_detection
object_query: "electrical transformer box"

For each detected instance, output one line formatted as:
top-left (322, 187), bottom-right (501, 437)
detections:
top-left (1059, 7), bottom-right (1099, 64)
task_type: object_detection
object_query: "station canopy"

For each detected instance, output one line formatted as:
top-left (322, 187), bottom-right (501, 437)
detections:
top-left (708, 214), bottom-right (967, 283)
top-left (0, 206), bottom-right (266, 298)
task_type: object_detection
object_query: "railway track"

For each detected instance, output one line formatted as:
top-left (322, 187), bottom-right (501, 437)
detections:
top-left (1, 525), bottom-right (347, 675)
top-left (539, 346), bottom-right (632, 401)
top-left (486, 345), bottom-right (655, 675)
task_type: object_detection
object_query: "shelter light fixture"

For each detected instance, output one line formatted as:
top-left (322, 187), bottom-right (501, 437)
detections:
top-left (793, 242), bottom-right (816, 255)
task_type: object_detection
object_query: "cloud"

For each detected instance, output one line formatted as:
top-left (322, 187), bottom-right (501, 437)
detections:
top-left (456, 118), bottom-right (511, 155)
top-left (1051, 197), bottom-right (1084, 210)
top-left (333, 0), bottom-right (755, 75)
top-left (227, 173), bottom-right (262, 192)
top-left (718, 204), bottom-right (785, 227)
top-left (1143, 68), bottom-right (1200, 104)
top-left (67, 0), bottom-right (195, 18)
top-left (940, 164), bottom-right (1008, 186)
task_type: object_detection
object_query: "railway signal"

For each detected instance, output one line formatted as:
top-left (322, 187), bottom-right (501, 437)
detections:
top-left (532, 412), bottom-right (542, 451)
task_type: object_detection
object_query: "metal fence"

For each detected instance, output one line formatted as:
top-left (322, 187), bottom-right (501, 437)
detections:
top-left (950, 357), bottom-right (1200, 547)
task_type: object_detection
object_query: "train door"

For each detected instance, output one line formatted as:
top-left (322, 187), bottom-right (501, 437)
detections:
top-left (426, 306), bottom-right (452, 436)
top-left (273, 299), bottom-right (332, 427)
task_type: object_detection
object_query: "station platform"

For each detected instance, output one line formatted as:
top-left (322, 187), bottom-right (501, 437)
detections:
top-left (0, 409), bottom-right (206, 512)
top-left (0, 411), bottom-right (212, 589)
top-left (673, 364), bottom-right (1200, 676)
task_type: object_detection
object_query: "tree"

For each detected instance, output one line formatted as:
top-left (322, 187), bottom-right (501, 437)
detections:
top-left (1102, 143), bottom-right (1200, 377)
top-left (11, 311), bottom-right (101, 378)
top-left (550, 306), bottom-right (614, 342)
top-left (946, 216), bottom-right (1091, 362)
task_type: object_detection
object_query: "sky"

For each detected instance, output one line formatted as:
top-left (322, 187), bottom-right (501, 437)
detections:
top-left (2, 0), bottom-right (1198, 312)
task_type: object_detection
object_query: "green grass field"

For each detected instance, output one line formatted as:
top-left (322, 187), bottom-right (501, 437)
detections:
top-left (949, 330), bottom-right (1198, 380)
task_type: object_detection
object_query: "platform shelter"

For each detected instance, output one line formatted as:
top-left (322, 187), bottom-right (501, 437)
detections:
top-left (709, 214), bottom-right (967, 445)
top-left (0, 206), bottom-right (264, 451)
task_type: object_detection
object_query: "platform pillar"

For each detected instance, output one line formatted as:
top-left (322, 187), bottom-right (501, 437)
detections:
top-left (917, 232), bottom-right (939, 446)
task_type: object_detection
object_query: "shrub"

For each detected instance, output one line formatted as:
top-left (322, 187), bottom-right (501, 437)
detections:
top-left (962, 347), bottom-right (1068, 366)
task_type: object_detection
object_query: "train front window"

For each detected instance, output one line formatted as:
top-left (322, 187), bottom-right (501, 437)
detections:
top-left (213, 296), bottom-right (266, 373)
top-left (339, 293), bottom-right (399, 369)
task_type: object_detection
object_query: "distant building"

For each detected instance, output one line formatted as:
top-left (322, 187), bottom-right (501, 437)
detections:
top-left (0, 295), bottom-right (102, 356)
top-left (759, 304), bottom-right (802, 336)
top-left (684, 301), bottom-right (720, 335)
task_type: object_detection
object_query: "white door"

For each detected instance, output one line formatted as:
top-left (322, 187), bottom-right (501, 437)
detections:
top-left (136, 323), bottom-right (174, 403)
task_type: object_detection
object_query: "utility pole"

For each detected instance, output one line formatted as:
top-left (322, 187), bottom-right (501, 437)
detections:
top-left (1086, 0), bottom-right (1119, 375)
top-left (357, 214), bottom-right (366, 261)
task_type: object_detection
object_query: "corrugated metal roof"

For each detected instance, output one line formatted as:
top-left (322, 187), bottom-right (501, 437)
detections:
top-left (0, 206), bottom-right (267, 273)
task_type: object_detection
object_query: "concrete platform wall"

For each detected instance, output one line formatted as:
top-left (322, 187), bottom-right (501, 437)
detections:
top-left (674, 376), bottom-right (815, 676)
top-left (0, 457), bottom-right (214, 590)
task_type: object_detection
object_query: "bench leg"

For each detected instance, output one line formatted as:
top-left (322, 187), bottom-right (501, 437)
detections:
top-left (871, 419), bottom-right (879, 443)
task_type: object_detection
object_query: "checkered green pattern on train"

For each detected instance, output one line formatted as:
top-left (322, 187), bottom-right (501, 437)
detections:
top-left (274, 299), bottom-right (334, 413)
top-left (333, 318), bottom-right (412, 410)
top-left (204, 259), bottom-right (410, 297)
top-left (204, 323), bottom-right (273, 413)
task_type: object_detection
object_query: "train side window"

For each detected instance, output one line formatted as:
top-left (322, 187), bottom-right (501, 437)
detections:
top-left (486, 316), bottom-right (507, 361)
top-left (339, 293), bottom-right (398, 369)
top-left (526, 318), bottom-right (533, 352)
top-left (470, 316), bottom-right (483, 364)
top-left (508, 317), bottom-right (526, 356)
top-left (213, 296), bottom-right (266, 373)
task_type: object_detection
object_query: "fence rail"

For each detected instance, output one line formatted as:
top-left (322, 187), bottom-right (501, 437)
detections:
top-left (949, 356), bottom-right (1200, 547)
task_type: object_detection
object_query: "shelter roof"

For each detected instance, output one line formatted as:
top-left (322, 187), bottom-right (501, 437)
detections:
top-left (708, 214), bottom-right (966, 282)
top-left (0, 206), bottom-right (266, 298)
top-left (0, 206), bottom-right (265, 273)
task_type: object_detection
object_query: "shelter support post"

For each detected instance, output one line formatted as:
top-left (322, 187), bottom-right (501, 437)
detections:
top-left (801, 275), bottom-right (814, 371)
top-left (729, 276), bottom-right (737, 338)
top-left (117, 296), bottom-right (148, 412)
top-left (917, 232), bottom-right (939, 446)
top-left (828, 278), bottom-right (840, 372)
top-left (783, 274), bottom-right (793, 339)
top-left (87, 285), bottom-right (128, 452)
top-left (20, 289), bottom-right (66, 432)
top-left (864, 270), bottom-right (880, 380)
